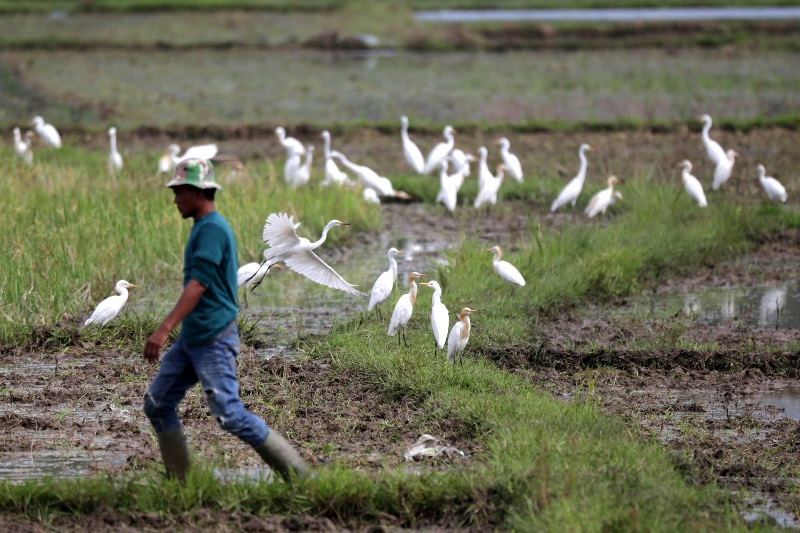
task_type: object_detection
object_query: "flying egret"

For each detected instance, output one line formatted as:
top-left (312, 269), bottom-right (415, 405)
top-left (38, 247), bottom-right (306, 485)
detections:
top-left (584, 175), bottom-right (622, 218)
top-left (107, 127), bottom-right (123, 174)
top-left (447, 307), bottom-right (478, 365)
top-left (32, 116), bottom-right (61, 148)
top-left (419, 280), bottom-right (449, 356)
top-left (13, 127), bottom-right (33, 165)
top-left (712, 149), bottom-right (739, 191)
top-left (320, 131), bottom-right (350, 186)
top-left (677, 160), bottom-right (708, 207)
top-left (497, 137), bottom-right (523, 182)
top-left (422, 125), bottom-right (456, 175)
top-left (237, 261), bottom-right (281, 307)
top-left (388, 272), bottom-right (427, 347)
top-left (331, 150), bottom-right (411, 200)
top-left (275, 126), bottom-right (306, 156)
top-left (474, 164), bottom-right (508, 209)
top-left (757, 164), bottom-right (787, 203)
top-left (261, 212), bottom-right (364, 296)
top-left (551, 144), bottom-right (594, 212)
top-left (400, 116), bottom-right (425, 174)
top-left (367, 247), bottom-right (403, 319)
top-left (699, 114), bottom-right (726, 166)
top-left (289, 145), bottom-right (314, 188)
top-left (159, 143), bottom-right (219, 173)
top-left (435, 161), bottom-right (459, 213)
top-left (486, 245), bottom-right (526, 294)
top-left (477, 146), bottom-right (492, 191)
top-left (83, 280), bottom-right (138, 326)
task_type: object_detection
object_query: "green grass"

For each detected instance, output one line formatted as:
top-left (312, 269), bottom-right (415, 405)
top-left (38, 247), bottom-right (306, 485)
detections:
top-left (0, 146), bottom-right (378, 343)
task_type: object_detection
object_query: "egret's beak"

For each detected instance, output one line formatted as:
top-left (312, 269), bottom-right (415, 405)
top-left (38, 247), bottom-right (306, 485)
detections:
top-left (339, 222), bottom-right (350, 226)
top-left (484, 247), bottom-right (494, 252)
top-left (618, 195), bottom-right (625, 202)
top-left (587, 146), bottom-right (596, 152)
top-left (419, 282), bottom-right (431, 287)
top-left (129, 284), bottom-right (139, 289)
top-left (271, 263), bottom-right (283, 270)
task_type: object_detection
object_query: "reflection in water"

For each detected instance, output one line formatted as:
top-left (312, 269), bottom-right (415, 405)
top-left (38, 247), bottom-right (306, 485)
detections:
top-left (638, 284), bottom-right (798, 329)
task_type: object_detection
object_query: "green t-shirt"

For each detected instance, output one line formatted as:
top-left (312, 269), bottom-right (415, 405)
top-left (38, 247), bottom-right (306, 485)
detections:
top-left (182, 211), bottom-right (238, 343)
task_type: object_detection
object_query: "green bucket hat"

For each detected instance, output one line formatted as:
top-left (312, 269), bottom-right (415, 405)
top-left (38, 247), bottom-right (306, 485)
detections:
top-left (165, 158), bottom-right (223, 190)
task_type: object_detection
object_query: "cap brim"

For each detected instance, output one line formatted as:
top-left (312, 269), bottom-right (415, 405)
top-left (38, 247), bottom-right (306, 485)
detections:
top-left (164, 179), bottom-right (223, 190)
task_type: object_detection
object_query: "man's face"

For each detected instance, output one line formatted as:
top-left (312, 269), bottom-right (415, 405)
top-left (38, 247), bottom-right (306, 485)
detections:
top-left (172, 185), bottom-right (202, 219)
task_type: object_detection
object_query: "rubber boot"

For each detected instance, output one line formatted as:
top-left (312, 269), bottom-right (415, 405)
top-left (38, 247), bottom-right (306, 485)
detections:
top-left (156, 428), bottom-right (190, 481)
top-left (254, 430), bottom-right (310, 482)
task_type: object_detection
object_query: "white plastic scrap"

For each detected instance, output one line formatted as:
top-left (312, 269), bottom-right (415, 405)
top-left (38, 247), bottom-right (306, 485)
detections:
top-left (403, 434), bottom-right (465, 462)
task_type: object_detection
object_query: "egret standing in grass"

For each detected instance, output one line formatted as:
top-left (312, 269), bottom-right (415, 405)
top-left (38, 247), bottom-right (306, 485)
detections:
top-left (447, 307), bottom-right (477, 365)
top-left (477, 146), bottom-right (492, 191)
top-left (275, 126), bottom-right (305, 156)
top-left (486, 245), bottom-right (526, 295)
top-left (289, 145), bottom-right (313, 188)
top-left (32, 116), bottom-right (61, 148)
top-left (584, 175), bottom-right (622, 218)
top-left (419, 280), bottom-right (449, 356)
top-left (13, 127), bottom-right (33, 165)
top-left (474, 164), bottom-right (508, 209)
top-left (551, 143), bottom-right (594, 212)
top-left (699, 114), bottom-right (725, 167)
top-left (401, 116), bottom-right (425, 174)
top-left (712, 149), bottom-right (739, 191)
top-left (237, 261), bottom-right (281, 308)
top-left (320, 131), bottom-right (350, 186)
top-left (497, 137), bottom-right (523, 182)
top-left (388, 272), bottom-right (426, 347)
top-left (107, 127), bottom-right (123, 175)
top-left (261, 212), bottom-right (364, 296)
top-left (757, 164), bottom-right (787, 203)
top-left (423, 125), bottom-right (456, 175)
top-left (84, 280), bottom-right (138, 327)
top-left (368, 247), bottom-right (403, 319)
top-left (677, 160), bottom-right (708, 207)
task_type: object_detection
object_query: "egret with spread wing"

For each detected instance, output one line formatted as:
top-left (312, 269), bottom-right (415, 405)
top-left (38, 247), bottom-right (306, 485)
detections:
top-left (261, 212), bottom-right (364, 296)
top-left (237, 261), bottom-right (281, 307)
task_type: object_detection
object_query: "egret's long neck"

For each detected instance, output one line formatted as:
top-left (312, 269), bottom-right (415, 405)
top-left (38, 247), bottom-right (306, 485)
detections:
top-left (460, 314), bottom-right (471, 339)
top-left (312, 223), bottom-right (336, 248)
top-left (388, 254), bottom-right (398, 278)
top-left (335, 155), bottom-right (356, 173)
top-left (409, 280), bottom-right (418, 307)
top-left (110, 135), bottom-right (117, 152)
top-left (116, 286), bottom-right (129, 301)
top-left (432, 287), bottom-right (442, 305)
top-left (577, 150), bottom-right (589, 182)
top-left (324, 135), bottom-right (331, 158)
top-left (702, 118), bottom-right (712, 137)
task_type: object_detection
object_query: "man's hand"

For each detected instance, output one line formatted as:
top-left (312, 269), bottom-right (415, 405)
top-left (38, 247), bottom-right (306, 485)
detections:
top-left (145, 326), bottom-right (170, 363)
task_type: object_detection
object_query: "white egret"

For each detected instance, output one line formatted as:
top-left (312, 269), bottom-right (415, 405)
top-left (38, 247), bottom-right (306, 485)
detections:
top-left (448, 149), bottom-right (475, 180)
top-left (677, 160), bottom-right (708, 207)
top-left (474, 164), bottom-right (508, 209)
top-left (699, 114), bottom-right (725, 166)
top-left (550, 143), bottom-right (594, 212)
top-left (585, 175), bottom-right (622, 218)
top-left (275, 126), bottom-right (305, 156)
top-left (422, 125), bottom-right (456, 175)
top-left (32, 116), bottom-right (61, 148)
top-left (367, 247), bottom-right (403, 319)
top-left (107, 127), bottom-right (123, 174)
top-left (388, 272), bottom-right (427, 347)
top-left (447, 307), bottom-right (478, 365)
top-left (757, 164), bottom-right (787, 203)
top-left (159, 143), bottom-right (219, 173)
top-left (237, 261), bottom-right (281, 307)
top-left (486, 245), bottom-right (526, 294)
top-left (497, 137), bottom-right (523, 182)
top-left (419, 280), bottom-right (449, 356)
top-left (331, 150), bottom-right (411, 200)
top-left (289, 145), bottom-right (314, 188)
top-left (13, 128), bottom-right (33, 165)
top-left (477, 146), bottom-right (493, 191)
top-left (363, 187), bottom-right (381, 204)
top-left (283, 150), bottom-right (301, 184)
top-left (436, 161), bottom-right (459, 213)
top-left (261, 212), bottom-right (364, 296)
top-left (83, 280), bottom-right (138, 327)
top-left (400, 116), bottom-right (425, 174)
top-left (320, 131), bottom-right (350, 186)
top-left (712, 149), bottom-right (738, 191)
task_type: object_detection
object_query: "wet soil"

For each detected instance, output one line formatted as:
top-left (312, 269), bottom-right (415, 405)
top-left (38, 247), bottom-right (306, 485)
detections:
top-left (2, 160), bottom-right (800, 529)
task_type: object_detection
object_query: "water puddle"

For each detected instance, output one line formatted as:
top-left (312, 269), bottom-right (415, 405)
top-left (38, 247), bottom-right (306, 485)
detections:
top-left (619, 285), bottom-right (800, 329)
top-left (0, 450), bottom-right (128, 482)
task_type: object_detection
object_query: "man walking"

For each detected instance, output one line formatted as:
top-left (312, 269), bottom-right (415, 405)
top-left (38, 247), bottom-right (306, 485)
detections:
top-left (143, 158), bottom-right (309, 482)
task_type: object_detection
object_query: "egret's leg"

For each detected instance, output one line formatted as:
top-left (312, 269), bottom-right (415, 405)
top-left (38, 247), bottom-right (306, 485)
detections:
top-left (397, 331), bottom-right (401, 348)
top-left (243, 288), bottom-right (249, 309)
top-left (402, 328), bottom-right (409, 348)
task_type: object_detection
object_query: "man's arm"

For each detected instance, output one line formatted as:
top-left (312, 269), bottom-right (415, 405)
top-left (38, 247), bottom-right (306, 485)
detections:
top-left (144, 279), bottom-right (206, 363)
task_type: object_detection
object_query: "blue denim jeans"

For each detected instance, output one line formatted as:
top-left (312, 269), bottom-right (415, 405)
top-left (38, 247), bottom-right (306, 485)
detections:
top-left (143, 324), bottom-right (270, 448)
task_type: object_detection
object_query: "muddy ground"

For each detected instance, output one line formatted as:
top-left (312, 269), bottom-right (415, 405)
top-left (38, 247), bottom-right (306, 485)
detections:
top-left (2, 138), bottom-right (800, 530)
